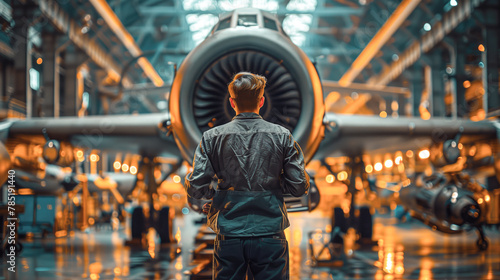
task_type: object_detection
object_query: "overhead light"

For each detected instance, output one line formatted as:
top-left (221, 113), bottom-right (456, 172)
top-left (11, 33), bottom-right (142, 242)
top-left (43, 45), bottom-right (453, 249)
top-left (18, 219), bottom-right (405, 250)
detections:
top-left (122, 163), bottom-right (129, 172)
top-left (418, 149), bottom-right (430, 159)
top-left (374, 162), bottom-right (383, 172)
top-left (384, 159), bottom-right (393, 168)
top-left (395, 156), bottom-right (403, 165)
top-left (423, 23), bottom-right (431, 31)
top-left (337, 171), bottom-right (348, 181)
top-left (113, 161), bottom-right (121, 169)
top-left (326, 174), bottom-right (335, 183)
top-left (130, 166), bottom-right (137, 175)
top-left (450, 0), bottom-right (458, 7)
top-left (173, 175), bottom-right (181, 183)
top-left (365, 165), bottom-right (373, 173)
top-left (478, 44), bottom-right (485, 52)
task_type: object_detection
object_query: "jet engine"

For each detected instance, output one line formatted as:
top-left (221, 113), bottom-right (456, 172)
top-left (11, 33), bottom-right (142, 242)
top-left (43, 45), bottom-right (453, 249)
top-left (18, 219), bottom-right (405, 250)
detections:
top-left (399, 173), bottom-right (492, 249)
top-left (169, 9), bottom-right (325, 164)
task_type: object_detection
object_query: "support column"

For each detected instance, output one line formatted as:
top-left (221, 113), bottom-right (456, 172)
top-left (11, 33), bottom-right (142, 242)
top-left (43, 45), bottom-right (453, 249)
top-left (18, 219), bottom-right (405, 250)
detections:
top-left (11, 0), bottom-right (32, 117)
top-left (410, 62), bottom-right (423, 117)
top-left (430, 50), bottom-right (446, 117)
top-left (41, 32), bottom-right (58, 117)
top-left (482, 6), bottom-right (500, 117)
top-left (454, 39), bottom-right (468, 118)
top-left (62, 46), bottom-right (86, 117)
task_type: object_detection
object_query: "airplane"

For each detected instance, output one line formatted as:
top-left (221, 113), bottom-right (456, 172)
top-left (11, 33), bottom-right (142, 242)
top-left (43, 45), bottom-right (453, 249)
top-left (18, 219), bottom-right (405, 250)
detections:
top-left (0, 8), bottom-right (498, 250)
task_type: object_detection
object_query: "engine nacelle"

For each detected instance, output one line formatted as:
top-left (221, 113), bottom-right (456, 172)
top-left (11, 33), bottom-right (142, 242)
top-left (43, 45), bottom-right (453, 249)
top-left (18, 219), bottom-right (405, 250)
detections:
top-left (399, 173), bottom-right (489, 234)
top-left (169, 8), bottom-right (325, 164)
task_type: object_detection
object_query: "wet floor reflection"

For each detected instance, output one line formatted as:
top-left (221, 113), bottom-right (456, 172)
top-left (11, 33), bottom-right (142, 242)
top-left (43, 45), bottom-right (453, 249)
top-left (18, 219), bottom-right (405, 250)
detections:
top-left (1, 211), bottom-right (499, 279)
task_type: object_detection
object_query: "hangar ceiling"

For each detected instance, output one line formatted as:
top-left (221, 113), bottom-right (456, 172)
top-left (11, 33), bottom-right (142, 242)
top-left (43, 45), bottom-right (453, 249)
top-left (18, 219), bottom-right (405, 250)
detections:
top-left (1, 0), bottom-right (494, 117)
top-left (48, 0), bottom-right (468, 86)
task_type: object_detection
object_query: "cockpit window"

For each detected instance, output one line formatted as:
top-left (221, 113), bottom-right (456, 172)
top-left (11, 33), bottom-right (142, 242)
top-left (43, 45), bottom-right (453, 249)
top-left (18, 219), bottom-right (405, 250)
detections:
top-left (216, 17), bottom-right (232, 31)
top-left (237, 15), bottom-right (258, 27)
top-left (263, 16), bottom-right (278, 31)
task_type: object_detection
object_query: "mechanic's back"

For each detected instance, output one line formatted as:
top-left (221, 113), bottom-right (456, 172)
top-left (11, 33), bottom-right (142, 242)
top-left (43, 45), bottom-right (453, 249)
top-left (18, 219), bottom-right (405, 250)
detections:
top-left (185, 72), bottom-right (310, 280)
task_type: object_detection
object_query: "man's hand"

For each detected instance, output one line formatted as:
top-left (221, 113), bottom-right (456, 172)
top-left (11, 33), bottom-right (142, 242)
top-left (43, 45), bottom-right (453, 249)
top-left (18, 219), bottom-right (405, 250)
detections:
top-left (202, 202), bottom-right (212, 214)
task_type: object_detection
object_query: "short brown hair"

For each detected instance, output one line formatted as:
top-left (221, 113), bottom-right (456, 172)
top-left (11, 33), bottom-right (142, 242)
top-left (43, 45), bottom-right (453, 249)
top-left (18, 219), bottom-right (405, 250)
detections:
top-left (228, 72), bottom-right (267, 111)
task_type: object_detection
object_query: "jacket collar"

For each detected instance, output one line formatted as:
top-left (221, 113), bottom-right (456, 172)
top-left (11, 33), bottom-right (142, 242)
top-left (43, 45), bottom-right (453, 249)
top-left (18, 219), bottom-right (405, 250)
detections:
top-left (232, 112), bottom-right (263, 120)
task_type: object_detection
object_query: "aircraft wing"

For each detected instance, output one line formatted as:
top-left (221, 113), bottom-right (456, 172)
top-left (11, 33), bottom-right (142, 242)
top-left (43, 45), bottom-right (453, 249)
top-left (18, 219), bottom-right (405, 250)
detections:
top-left (3, 113), bottom-right (180, 158)
top-left (315, 113), bottom-right (498, 158)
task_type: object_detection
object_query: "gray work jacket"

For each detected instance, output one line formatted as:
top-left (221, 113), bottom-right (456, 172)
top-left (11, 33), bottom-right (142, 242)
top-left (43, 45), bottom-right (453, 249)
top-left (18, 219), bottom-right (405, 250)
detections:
top-left (185, 112), bottom-right (310, 236)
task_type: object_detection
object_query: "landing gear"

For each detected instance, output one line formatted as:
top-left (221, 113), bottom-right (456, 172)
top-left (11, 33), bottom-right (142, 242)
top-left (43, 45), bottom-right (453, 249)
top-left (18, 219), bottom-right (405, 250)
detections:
top-left (332, 207), bottom-right (347, 233)
top-left (476, 226), bottom-right (488, 250)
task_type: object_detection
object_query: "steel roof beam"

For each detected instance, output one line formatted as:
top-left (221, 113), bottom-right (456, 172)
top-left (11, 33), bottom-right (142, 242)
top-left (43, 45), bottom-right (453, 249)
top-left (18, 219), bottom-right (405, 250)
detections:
top-left (37, 0), bottom-right (131, 87)
top-left (338, 0), bottom-right (421, 87)
top-left (89, 0), bottom-right (164, 87)
top-left (368, 0), bottom-right (487, 86)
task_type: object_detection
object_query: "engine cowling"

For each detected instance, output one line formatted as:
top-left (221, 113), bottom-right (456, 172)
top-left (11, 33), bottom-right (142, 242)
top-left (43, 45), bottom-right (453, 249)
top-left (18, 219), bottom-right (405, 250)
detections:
top-left (169, 16), bottom-right (325, 164)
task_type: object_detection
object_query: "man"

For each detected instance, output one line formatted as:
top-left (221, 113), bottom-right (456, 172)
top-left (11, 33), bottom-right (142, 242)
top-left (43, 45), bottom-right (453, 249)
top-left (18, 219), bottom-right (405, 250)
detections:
top-left (185, 72), bottom-right (310, 280)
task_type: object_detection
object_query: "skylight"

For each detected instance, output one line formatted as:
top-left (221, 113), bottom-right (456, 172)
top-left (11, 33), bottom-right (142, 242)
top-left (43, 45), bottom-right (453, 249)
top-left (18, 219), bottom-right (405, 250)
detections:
top-left (282, 0), bottom-right (317, 47)
top-left (183, 0), bottom-right (315, 47)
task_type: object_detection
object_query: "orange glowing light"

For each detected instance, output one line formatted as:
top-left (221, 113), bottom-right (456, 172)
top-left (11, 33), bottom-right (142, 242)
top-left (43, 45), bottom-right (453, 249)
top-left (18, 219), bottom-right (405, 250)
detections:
top-left (122, 164), bottom-right (129, 172)
top-left (478, 44), bottom-right (485, 52)
top-left (175, 262), bottom-right (183, 270)
top-left (463, 80), bottom-right (471, 88)
top-left (76, 150), bottom-right (84, 158)
top-left (395, 156), bottom-right (403, 165)
top-left (398, 164), bottom-right (405, 173)
top-left (379, 111), bottom-right (387, 118)
top-left (406, 150), bottom-right (414, 158)
top-left (485, 195), bottom-right (490, 202)
top-left (374, 162), bottom-right (383, 171)
top-left (114, 268), bottom-right (121, 275)
top-left (421, 110), bottom-right (431, 120)
top-left (325, 174), bottom-right (335, 183)
top-left (337, 171), bottom-right (348, 181)
top-left (90, 154), bottom-right (99, 162)
top-left (365, 165), bottom-right (373, 173)
top-left (113, 161), bottom-right (121, 169)
top-left (478, 198), bottom-right (484, 204)
top-left (36, 57), bottom-right (43, 64)
top-left (130, 166), bottom-right (137, 175)
top-left (418, 149), bottom-right (430, 159)
top-left (175, 227), bottom-right (181, 243)
top-left (173, 175), bottom-right (181, 183)
top-left (384, 159), bottom-right (393, 168)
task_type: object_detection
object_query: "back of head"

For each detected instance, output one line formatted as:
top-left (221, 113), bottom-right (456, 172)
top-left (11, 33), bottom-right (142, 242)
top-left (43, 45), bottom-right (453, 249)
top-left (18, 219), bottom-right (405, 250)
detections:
top-left (228, 72), bottom-right (267, 111)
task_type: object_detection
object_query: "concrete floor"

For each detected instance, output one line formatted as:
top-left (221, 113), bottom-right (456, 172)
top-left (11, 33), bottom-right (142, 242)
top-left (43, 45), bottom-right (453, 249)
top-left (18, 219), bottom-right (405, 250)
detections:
top-left (1, 210), bottom-right (499, 280)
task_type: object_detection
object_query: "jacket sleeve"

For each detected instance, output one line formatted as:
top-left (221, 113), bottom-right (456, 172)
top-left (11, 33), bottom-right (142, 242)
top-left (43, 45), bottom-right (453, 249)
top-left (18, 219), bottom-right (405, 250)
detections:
top-left (184, 135), bottom-right (216, 200)
top-left (282, 133), bottom-right (310, 197)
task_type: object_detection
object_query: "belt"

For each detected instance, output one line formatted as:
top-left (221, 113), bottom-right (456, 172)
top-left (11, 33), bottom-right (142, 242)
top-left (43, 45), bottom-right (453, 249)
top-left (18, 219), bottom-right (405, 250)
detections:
top-left (217, 231), bottom-right (285, 241)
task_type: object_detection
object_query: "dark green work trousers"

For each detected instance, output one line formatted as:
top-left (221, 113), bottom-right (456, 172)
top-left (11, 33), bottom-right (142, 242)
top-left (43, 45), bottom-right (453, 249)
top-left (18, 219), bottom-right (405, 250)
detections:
top-left (213, 232), bottom-right (289, 280)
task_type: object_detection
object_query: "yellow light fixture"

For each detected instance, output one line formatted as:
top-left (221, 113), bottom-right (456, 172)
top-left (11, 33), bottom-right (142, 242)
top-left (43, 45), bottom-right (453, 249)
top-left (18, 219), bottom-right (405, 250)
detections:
top-left (418, 149), bottom-right (430, 159)
top-left (173, 175), bottom-right (181, 183)
top-left (395, 156), bottom-right (403, 165)
top-left (122, 163), bottom-right (129, 172)
top-left (130, 166), bottom-right (137, 175)
top-left (337, 171), bottom-right (348, 181)
top-left (365, 165), bottom-right (373, 173)
top-left (325, 174), bottom-right (335, 183)
top-left (374, 162), bottom-right (383, 171)
top-left (384, 159), bottom-right (393, 168)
